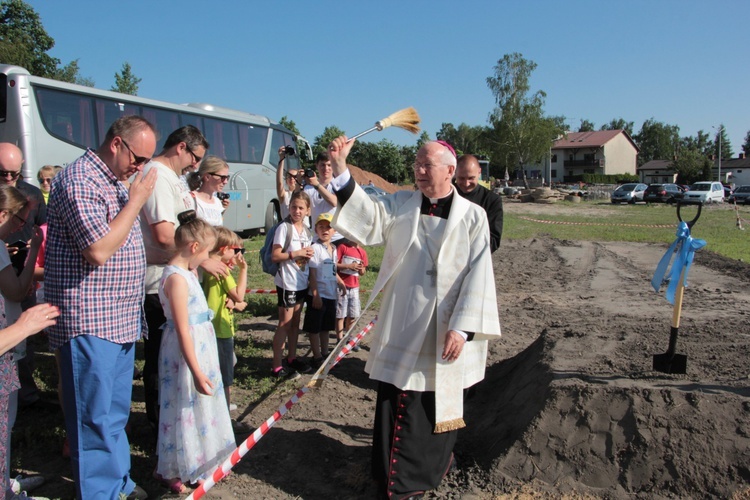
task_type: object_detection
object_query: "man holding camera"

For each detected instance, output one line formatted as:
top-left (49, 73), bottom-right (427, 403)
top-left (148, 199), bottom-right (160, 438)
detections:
top-left (303, 151), bottom-right (339, 238)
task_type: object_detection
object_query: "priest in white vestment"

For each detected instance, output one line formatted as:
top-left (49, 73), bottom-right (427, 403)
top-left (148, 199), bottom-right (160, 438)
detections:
top-left (327, 137), bottom-right (501, 500)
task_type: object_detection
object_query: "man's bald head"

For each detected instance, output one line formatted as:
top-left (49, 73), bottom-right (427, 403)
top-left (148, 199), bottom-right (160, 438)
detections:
top-left (455, 154), bottom-right (481, 194)
top-left (0, 143), bottom-right (24, 187)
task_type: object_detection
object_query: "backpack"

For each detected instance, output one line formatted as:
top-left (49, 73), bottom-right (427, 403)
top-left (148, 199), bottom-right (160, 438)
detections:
top-left (260, 217), bottom-right (312, 276)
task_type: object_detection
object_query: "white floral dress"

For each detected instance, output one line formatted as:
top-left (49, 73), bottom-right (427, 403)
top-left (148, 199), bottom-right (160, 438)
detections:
top-left (156, 265), bottom-right (235, 483)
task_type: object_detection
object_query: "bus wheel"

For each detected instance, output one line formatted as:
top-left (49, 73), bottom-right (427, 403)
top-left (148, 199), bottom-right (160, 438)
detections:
top-left (264, 202), bottom-right (279, 233)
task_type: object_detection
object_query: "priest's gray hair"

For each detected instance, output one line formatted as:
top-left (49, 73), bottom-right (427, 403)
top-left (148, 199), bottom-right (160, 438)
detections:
top-left (428, 141), bottom-right (458, 168)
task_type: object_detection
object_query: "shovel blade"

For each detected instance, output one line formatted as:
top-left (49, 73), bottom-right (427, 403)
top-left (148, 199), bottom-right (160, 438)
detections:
top-left (652, 352), bottom-right (687, 374)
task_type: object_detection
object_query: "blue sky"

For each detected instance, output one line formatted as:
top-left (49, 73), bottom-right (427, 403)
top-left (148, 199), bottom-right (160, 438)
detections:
top-left (25, 0), bottom-right (750, 155)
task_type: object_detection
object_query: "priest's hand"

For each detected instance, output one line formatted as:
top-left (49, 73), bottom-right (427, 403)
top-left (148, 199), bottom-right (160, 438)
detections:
top-left (328, 136), bottom-right (355, 177)
top-left (442, 330), bottom-right (465, 362)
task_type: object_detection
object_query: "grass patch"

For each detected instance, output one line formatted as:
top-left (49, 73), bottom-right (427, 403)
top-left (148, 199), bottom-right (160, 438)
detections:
top-left (505, 201), bottom-right (750, 262)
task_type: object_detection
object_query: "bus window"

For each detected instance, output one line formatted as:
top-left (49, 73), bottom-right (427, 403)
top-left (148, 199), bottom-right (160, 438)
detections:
top-left (179, 113), bottom-right (204, 133)
top-left (239, 124), bottom-right (268, 164)
top-left (141, 108), bottom-right (180, 152)
top-left (94, 99), bottom-right (139, 144)
top-left (35, 87), bottom-right (96, 148)
top-left (0, 74), bottom-right (6, 123)
top-left (203, 118), bottom-right (240, 161)
top-left (270, 130), bottom-right (300, 170)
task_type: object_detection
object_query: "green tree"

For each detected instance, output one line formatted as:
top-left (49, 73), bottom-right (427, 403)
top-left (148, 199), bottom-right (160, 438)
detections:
top-left (671, 149), bottom-right (706, 185)
top-left (0, 0), bottom-right (57, 77)
top-left (436, 122), bottom-right (491, 157)
top-left (349, 139), bottom-right (408, 183)
top-left (634, 118), bottom-right (681, 165)
top-left (713, 124), bottom-right (732, 160)
top-left (681, 130), bottom-right (712, 157)
top-left (0, 0), bottom-right (93, 85)
top-left (312, 125), bottom-right (345, 157)
top-left (742, 130), bottom-right (750, 157)
top-left (600, 118), bottom-right (634, 136)
top-left (111, 62), bottom-right (141, 95)
top-left (578, 119), bottom-right (595, 132)
top-left (486, 53), bottom-right (565, 187)
top-left (51, 58), bottom-right (94, 86)
top-left (278, 116), bottom-right (300, 136)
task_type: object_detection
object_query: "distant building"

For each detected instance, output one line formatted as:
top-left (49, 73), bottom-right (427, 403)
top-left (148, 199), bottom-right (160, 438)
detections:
top-left (639, 153), bottom-right (750, 186)
top-left (521, 129), bottom-right (639, 183)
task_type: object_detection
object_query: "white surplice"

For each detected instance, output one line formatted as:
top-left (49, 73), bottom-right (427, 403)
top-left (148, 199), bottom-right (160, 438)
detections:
top-left (332, 183), bottom-right (501, 431)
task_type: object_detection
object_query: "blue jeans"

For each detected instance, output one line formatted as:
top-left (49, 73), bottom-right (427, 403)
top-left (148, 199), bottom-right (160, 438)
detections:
top-left (59, 335), bottom-right (136, 499)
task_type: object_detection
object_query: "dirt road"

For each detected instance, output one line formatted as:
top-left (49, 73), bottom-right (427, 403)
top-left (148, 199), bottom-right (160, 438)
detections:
top-left (17, 202), bottom-right (750, 499)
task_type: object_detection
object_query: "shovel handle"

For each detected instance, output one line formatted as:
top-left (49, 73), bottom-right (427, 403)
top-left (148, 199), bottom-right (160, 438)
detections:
top-left (671, 267), bottom-right (686, 328)
top-left (676, 201), bottom-right (702, 229)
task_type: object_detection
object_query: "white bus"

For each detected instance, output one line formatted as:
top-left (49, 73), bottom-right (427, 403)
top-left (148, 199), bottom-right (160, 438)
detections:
top-left (0, 64), bottom-right (310, 234)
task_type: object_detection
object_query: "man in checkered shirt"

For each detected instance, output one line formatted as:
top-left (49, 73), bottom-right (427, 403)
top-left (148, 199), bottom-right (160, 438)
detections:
top-left (45, 115), bottom-right (157, 500)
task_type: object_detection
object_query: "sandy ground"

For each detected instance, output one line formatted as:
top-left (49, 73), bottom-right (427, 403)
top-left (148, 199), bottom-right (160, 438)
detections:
top-left (14, 201), bottom-right (750, 499)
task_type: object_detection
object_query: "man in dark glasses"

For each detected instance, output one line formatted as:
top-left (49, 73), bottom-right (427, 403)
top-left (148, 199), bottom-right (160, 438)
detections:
top-left (45, 115), bottom-right (157, 499)
top-left (0, 142), bottom-right (47, 409)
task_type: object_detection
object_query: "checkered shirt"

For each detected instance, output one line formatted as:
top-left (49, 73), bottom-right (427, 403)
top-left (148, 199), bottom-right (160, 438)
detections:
top-left (45, 149), bottom-right (147, 349)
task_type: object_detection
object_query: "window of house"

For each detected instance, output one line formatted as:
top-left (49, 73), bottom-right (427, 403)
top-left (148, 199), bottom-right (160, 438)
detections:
top-left (551, 154), bottom-right (557, 163)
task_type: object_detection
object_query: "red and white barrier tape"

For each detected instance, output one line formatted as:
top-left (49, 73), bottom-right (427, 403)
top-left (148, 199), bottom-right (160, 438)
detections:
top-left (518, 216), bottom-right (675, 228)
top-left (186, 318), bottom-right (377, 499)
top-left (245, 288), bottom-right (277, 294)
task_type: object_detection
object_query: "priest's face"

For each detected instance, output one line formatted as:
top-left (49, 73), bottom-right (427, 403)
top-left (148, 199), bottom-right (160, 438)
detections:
top-left (455, 157), bottom-right (481, 193)
top-left (413, 142), bottom-right (456, 199)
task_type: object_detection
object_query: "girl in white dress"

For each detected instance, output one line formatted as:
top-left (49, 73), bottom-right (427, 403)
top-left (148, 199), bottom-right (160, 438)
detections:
top-left (155, 211), bottom-right (234, 493)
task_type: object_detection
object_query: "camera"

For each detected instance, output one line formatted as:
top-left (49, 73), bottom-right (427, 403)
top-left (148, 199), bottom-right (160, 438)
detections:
top-left (305, 168), bottom-right (316, 178)
top-left (284, 145), bottom-right (295, 156)
top-left (216, 192), bottom-right (230, 201)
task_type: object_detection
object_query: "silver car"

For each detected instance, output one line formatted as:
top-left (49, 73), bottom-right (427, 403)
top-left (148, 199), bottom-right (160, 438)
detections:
top-left (611, 183), bottom-right (648, 204)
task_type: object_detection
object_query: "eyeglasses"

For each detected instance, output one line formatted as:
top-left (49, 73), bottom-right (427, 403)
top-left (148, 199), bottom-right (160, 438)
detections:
top-left (232, 247), bottom-right (245, 255)
top-left (12, 213), bottom-right (26, 225)
top-left (38, 177), bottom-right (52, 184)
top-left (209, 173), bottom-right (230, 182)
top-left (0, 170), bottom-right (21, 180)
top-left (413, 162), bottom-right (444, 171)
top-left (185, 144), bottom-right (202, 164)
top-left (120, 138), bottom-right (151, 166)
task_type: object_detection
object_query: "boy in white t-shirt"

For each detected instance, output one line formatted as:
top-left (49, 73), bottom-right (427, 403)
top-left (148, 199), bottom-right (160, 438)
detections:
top-left (303, 212), bottom-right (345, 369)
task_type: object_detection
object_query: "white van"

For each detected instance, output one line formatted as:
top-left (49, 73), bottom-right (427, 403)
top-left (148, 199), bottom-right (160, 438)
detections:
top-left (682, 181), bottom-right (724, 205)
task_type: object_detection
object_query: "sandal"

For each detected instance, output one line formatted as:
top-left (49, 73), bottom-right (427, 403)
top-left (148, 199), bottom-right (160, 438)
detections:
top-left (153, 471), bottom-right (187, 494)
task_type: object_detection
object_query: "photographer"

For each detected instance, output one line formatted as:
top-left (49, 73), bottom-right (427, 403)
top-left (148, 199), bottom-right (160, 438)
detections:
top-left (276, 145), bottom-right (303, 220)
top-left (188, 155), bottom-right (231, 227)
top-left (303, 151), bottom-right (339, 238)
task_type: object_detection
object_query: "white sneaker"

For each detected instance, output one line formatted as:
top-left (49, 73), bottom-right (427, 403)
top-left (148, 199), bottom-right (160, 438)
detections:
top-left (229, 403), bottom-right (238, 411)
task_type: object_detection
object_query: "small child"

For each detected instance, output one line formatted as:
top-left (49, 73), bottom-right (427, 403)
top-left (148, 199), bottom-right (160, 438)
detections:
top-left (155, 211), bottom-right (234, 493)
top-left (336, 239), bottom-right (368, 350)
top-left (202, 226), bottom-right (248, 413)
top-left (303, 213), bottom-right (345, 368)
top-left (271, 190), bottom-right (314, 378)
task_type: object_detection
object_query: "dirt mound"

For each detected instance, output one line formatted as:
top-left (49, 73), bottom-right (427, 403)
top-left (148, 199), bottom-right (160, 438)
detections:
top-left (346, 163), bottom-right (413, 193)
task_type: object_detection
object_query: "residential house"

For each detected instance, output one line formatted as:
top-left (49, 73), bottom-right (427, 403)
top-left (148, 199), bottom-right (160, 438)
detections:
top-left (638, 153), bottom-right (750, 187)
top-left (520, 129), bottom-right (639, 183)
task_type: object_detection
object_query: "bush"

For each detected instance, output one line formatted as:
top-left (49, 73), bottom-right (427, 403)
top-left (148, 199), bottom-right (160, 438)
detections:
top-left (569, 173), bottom-right (640, 184)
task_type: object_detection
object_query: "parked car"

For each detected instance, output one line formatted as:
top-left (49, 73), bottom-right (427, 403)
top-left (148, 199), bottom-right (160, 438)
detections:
top-left (611, 183), bottom-right (648, 204)
top-left (362, 185), bottom-right (387, 197)
top-left (643, 183), bottom-right (683, 203)
top-left (728, 185), bottom-right (750, 204)
top-left (723, 185), bottom-right (733, 199)
top-left (680, 181), bottom-right (725, 205)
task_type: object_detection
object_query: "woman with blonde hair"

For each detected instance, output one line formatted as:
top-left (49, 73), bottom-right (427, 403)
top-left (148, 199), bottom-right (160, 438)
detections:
top-left (188, 156), bottom-right (229, 226)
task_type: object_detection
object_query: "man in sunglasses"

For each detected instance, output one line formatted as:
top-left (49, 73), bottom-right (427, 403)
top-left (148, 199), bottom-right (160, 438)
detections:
top-left (0, 143), bottom-right (47, 409)
top-left (137, 125), bottom-right (229, 435)
top-left (45, 115), bottom-right (157, 499)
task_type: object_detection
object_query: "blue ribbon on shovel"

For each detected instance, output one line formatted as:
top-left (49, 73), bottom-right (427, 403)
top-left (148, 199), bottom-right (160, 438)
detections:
top-left (651, 220), bottom-right (706, 304)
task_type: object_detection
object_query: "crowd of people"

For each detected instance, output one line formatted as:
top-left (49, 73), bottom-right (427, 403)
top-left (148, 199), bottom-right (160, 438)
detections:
top-left (1, 115), bottom-right (504, 499)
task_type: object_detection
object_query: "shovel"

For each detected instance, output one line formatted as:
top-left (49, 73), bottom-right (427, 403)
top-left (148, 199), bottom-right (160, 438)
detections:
top-left (652, 202), bottom-right (701, 374)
